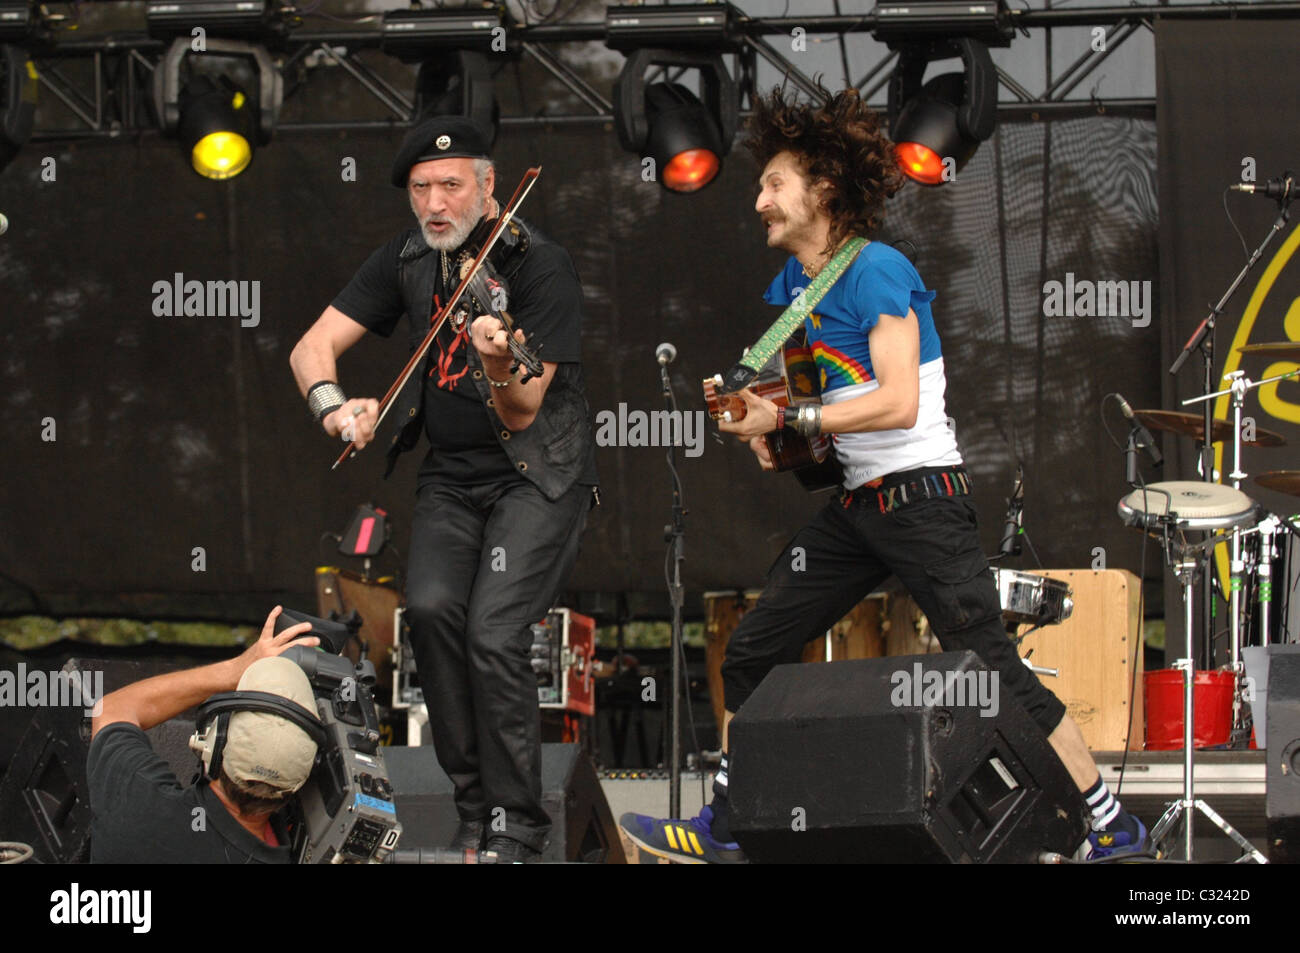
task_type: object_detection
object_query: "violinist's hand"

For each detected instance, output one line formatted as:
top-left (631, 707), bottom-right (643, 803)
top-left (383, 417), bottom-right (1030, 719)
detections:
top-left (323, 398), bottom-right (379, 448)
top-left (748, 435), bottom-right (775, 471)
top-left (471, 315), bottom-right (525, 360)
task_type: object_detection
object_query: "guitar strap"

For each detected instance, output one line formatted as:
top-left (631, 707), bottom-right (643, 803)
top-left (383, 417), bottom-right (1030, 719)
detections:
top-left (717, 236), bottom-right (867, 393)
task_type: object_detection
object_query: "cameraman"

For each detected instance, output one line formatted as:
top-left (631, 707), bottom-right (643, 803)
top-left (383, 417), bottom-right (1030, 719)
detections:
top-left (87, 606), bottom-right (321, 863)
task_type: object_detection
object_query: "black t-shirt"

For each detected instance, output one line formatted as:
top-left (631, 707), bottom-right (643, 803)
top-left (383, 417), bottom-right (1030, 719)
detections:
top-left (87, 722), bottom-right (292, 864)
top-left (331, 221), bottom-right (585, 487)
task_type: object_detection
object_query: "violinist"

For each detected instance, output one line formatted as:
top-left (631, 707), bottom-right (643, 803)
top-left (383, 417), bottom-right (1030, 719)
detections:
top-left (289, 115), bottom-right (598, 863)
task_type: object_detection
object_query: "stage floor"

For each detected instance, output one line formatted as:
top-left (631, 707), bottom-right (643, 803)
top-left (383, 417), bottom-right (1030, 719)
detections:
top-left (601, 751), bottom-right (1272, 863)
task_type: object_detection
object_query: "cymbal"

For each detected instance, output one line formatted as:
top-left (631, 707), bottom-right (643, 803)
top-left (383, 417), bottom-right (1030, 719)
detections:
top-left (1238, 342), bottom-right (1300, 361)
top-left (1257, 471), bottom-right (1300, 497)
top-left (1133, 409), bottom-right (1287, 447)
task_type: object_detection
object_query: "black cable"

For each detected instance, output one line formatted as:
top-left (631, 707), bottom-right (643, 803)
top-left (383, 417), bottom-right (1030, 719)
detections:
top-left (1114, 466), bottom-right (1150, 801)
top-left (1222, 186), bottom-right (1252, 261)
top-left (1102, 392), bottom-right (1172, 804)
top-left (1020, 529), bottom-right (1044, 570)
top-left (1099, 392), bottom-right (1131, 452)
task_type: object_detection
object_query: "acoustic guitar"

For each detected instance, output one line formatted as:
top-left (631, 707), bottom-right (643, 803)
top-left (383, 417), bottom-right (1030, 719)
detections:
top-left (702, 341), bottom-right (844, 492)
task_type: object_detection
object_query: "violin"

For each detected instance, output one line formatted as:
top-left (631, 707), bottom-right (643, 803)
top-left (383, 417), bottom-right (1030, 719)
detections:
top-left (457, 256), bottom-right (545, 384)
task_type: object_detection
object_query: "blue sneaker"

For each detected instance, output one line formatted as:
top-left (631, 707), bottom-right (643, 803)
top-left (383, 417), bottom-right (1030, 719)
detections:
top-left (619, 806), bottom-right (748, 864)
top-left (1087, 815), bottom-right (1151, 860)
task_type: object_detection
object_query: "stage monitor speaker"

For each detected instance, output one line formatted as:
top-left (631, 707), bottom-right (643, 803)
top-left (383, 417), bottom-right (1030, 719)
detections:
top-left (0, 657), bottom-right (196, 864)
top-left (385, 743), bottom-right (625, 863)
top-left (1266, 648), bottom-right (1300, 863)
top-left (728, 651), bottom-right (1088, 863)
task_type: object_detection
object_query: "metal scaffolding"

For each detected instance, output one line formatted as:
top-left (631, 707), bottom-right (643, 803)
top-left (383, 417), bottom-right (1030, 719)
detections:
top-left (16, 1), bottom-right (1300, 142)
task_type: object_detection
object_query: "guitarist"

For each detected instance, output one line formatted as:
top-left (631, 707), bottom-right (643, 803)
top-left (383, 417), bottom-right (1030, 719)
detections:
top-left (620, 87), bottom-right (1147, 863)
top-left (290, 116), bottom-right (598, 862)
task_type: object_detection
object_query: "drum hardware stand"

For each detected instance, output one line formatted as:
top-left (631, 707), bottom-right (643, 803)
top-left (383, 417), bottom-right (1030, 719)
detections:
top-left (1010, 618), bottom-right (1058, 677)
top-left (1184, 369), bottom-right (1297, 736)
top-left (1170, 190), bottom-right (1294, 674)
top-left (1147, 544), bottom-right (1267, 863)
top-left (1257, 516), bottom-right (1279, 644)
top-left (1021, 655), bottom-right (1059, 678)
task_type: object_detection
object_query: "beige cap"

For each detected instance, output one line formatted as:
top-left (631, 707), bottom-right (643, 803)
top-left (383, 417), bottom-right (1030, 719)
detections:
top-left (223, 657), bottom-right (320, 794)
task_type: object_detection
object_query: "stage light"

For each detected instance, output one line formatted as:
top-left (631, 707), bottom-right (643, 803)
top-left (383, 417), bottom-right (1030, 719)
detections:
top-left (179, 75), bottom-right (252, 179)
top-left (153, 37), bottom-right (281, 181)
top-left (894, 140), bottom-right (947, 186)
top-left (613, 48), bottom-right (737, 194)
top-left (413, 50), bottom-right (499, 144)
top-left (0, 2), bottom-right (33, 42)
top-left (643, 81), bottom-right (723, 192)
top-left (145, 0), bottom-right (270, 38)
top-left (0, 44), bottom-right (35, 174)
top-left (605, 2), bottom-right (732, 50)
top-left (381, 9), bottom-right (504, 145)
top-left (871, 0), bottom-right (1013, 46)
top-left (381, 6), bottom-right (508, 57)
top-left (887, 38), bottom-right (997, 186)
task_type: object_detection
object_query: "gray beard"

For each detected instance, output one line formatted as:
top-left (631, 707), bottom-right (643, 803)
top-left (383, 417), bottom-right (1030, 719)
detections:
top-left (419, 216), bottom-right (476, 252)
top-left (415, 197), bottom-right (486, 252)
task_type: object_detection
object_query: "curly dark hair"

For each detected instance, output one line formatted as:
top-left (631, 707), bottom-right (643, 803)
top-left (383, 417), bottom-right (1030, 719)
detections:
top-left (743, 84), bottom-right (904, 256)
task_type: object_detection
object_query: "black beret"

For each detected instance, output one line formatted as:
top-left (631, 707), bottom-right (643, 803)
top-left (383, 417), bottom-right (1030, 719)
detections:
top-left (391, 115), bottom-right (493, 188)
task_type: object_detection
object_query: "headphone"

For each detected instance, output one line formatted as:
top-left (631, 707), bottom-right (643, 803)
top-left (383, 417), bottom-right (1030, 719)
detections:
top-left (189, 690), bottom-right (329, 783)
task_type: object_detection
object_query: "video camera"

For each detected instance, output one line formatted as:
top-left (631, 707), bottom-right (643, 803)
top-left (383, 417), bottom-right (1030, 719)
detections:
top-left (273, 609), bottom-right (403, 863)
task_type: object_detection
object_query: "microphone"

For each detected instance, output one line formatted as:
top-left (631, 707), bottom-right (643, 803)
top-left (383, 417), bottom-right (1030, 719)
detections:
top-left (0, 213), bottom-right (8, 236)
top-left (656, 342), bottom-right (677, 366)
top-left (1231, 174), bottom-right (1295, 201)
top-left (999, 465), bottom-right (1024, 558)
top-left (1116, 393), bottom-right (1164, 467)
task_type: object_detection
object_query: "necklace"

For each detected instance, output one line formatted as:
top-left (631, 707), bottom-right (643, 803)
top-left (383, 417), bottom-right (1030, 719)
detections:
top-left (441, 250), bottom-right (470, 332)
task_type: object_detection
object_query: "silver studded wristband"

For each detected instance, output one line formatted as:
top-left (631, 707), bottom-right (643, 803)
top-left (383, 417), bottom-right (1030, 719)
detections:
top-left (307, 381), bottom-right (347, 422)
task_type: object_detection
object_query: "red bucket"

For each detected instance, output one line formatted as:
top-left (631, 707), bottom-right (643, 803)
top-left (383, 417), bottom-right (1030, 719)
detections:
top-left (1144, 669), bottom-right (1236, 750)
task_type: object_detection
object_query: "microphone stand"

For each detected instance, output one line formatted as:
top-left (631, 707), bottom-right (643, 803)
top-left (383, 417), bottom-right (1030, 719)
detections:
top-left (660, 356), bottom-right (687, 818)
top-left (1169, 194), bottom-right (1293, 671)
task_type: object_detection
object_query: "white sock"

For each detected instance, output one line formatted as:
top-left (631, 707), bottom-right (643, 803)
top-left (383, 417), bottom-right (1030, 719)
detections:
top-left (1085, 778), bottom-right (1121, 831)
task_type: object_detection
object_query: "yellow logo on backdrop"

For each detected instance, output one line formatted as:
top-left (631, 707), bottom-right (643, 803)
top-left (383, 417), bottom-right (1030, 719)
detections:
top-left (1215, 226), bottom-right (1300, 432)
top-left (1211, 224), bottom-right (1300, 583)
top-left (1255, 294), bottom-right (1300, 423)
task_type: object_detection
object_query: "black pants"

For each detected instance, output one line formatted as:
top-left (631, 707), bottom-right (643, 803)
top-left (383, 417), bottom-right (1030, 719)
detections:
top-left (721, 468), bottom-right (1067, 736)
top-left (404, 478), bottom-right (590, 851)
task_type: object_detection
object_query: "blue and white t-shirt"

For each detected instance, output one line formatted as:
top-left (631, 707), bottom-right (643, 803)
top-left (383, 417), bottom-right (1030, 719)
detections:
top-left (763, 241), bottom-right (963, 487)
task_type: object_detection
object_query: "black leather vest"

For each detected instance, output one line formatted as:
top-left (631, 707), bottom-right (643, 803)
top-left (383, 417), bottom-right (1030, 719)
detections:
top-left (382, 219), bottom-right (597, 502)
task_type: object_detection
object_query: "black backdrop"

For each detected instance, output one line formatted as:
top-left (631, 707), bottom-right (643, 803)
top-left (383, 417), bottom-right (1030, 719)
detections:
top-left (1156, 20), bottom-right (1300, 654)
top-left (0, 104), bottom-right (1161, 622)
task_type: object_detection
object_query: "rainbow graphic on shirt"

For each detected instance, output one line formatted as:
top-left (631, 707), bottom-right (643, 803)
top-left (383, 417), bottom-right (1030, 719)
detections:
top-left (812, 340), bottom-right (873, 392)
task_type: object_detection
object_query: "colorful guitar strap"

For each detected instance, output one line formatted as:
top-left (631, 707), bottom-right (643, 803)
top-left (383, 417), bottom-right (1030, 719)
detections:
top-left (718, 236), bottom-right (867, 393)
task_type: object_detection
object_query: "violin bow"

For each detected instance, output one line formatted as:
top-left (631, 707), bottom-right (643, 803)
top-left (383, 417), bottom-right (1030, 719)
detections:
top-left (332, 165), bottom-right (542, 470)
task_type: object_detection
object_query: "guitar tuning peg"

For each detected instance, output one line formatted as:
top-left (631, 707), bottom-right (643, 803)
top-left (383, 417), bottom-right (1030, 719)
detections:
top-left (713, 374), bottom-right (724, 385)
top-left (723, 411), bottom-right (733, 423)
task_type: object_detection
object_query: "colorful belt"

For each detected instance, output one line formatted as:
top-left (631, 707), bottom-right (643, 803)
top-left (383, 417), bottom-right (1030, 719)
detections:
top-left (840, 466), bottom-right (973, 514)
